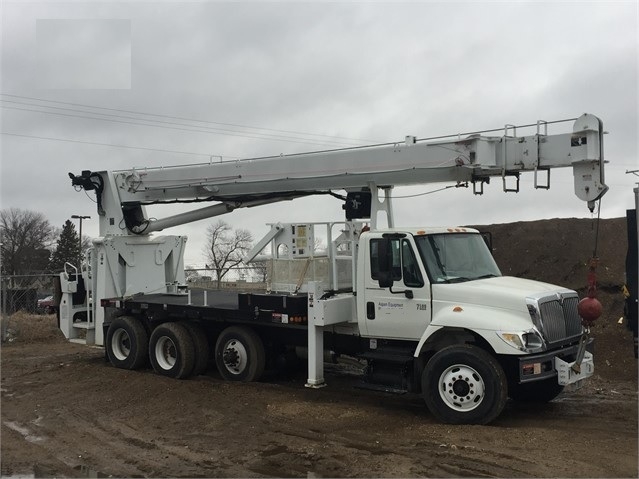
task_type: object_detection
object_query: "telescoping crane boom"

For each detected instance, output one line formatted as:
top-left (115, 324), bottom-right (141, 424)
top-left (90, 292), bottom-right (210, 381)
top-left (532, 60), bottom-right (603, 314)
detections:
top-left (59, 114), bottom-right (608, 425)
top-left (69, 114), bottom-right (607, 237)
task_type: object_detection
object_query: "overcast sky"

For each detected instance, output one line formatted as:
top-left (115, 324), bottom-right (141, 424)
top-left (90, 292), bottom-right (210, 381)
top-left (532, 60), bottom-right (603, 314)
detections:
top-left (1, 1), bottom-right (637, 268)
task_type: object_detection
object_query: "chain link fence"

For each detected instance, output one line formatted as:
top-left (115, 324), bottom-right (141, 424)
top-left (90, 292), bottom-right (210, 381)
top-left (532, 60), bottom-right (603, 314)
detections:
top-left (185, 265), bottom-right (268, 288)
top-left (1, 273), bottom-right (58, 341)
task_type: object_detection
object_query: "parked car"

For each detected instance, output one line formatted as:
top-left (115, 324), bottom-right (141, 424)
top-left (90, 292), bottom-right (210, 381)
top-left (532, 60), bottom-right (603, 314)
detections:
top-left (37, 295), bottom-right (57, 315)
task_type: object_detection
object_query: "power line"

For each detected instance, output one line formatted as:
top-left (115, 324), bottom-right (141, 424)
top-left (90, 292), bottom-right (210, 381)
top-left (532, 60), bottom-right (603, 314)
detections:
top-left (1, 131), bottom-right (236, 158)
top-left (0, 93), bottom-right (376, 144)
top-left (2, 98), bottom-right (359, 146)
top-left (1, 104), bottom-right (358, 147)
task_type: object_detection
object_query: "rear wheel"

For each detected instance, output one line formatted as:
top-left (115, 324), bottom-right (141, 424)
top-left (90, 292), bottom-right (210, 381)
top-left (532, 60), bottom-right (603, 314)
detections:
top-left (215, 326), bottom-right (265, 382)
top-left (106, 316), bottom-right (149, 370)
top-left (183, 322), bottom-right (210, 377)
top-left (149, 322), bottom-right (195, 379)
top-left (422, 344), bottom-right (507, 425)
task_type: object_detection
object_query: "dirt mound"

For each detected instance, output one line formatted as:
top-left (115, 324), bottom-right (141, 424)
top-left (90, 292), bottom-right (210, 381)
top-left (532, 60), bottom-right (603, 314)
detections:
top-left (472, 217), bottom-right (626, 291)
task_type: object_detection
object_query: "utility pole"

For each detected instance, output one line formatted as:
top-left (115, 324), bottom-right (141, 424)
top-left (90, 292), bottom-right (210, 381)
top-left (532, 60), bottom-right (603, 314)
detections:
top-left (0, 241), bottom-right (7, 342)
top-left (71, 215), bottom-right (90, 265)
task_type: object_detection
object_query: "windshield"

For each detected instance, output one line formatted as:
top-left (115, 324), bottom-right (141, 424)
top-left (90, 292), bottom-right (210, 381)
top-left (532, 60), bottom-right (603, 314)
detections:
top-left (415, 233), bottom-right (501, 284)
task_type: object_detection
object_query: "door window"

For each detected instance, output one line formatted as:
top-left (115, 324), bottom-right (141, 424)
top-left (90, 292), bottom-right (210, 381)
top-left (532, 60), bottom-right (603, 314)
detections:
top-left (370, 238), bottom-right (424, 287)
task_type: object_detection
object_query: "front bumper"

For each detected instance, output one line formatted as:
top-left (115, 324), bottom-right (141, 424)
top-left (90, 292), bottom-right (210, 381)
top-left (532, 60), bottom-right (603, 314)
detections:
top-left (517, 338), bottom-right (594, 384)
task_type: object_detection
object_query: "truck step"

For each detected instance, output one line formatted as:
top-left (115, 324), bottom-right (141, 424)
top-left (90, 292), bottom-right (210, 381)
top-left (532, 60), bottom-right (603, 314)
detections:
top-left (69, 338), bottom-right (87, 345)
top-left (354, 382), bottom-right (408, 394)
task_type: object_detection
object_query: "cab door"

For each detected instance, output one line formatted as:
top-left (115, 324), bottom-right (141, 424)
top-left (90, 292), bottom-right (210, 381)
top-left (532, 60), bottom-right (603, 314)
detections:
top-left (360, 236), bottom-right (431, 340)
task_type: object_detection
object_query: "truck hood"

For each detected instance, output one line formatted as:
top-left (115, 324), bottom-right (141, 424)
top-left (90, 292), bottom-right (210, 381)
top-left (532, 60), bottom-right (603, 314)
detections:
top-left (431, 276), bottom-right (575, 314)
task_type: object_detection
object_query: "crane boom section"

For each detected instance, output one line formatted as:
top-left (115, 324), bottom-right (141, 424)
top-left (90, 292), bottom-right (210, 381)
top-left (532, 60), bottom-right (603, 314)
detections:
top-left (115, 115), bottom-right (604, 203)
top-left (71, 114), bottom-right (607, 236)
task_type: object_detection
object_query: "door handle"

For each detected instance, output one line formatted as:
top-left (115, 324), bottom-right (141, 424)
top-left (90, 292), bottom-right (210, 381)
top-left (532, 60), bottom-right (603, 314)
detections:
top-left (366, 301), bottom-right (375, 320)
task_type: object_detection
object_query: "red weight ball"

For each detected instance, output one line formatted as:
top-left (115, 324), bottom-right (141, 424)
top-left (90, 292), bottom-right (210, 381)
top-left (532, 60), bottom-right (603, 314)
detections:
top-left (577, 296), bottom-right (602, 325)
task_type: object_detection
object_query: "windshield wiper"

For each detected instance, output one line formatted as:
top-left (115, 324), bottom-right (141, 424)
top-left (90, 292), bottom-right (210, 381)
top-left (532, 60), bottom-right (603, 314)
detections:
top-left (446, 277), bottom-right (472, 283)
top-left (442, 274), bottom-right (498, 284)
top-left (474, 274), bottom-right (499, 280)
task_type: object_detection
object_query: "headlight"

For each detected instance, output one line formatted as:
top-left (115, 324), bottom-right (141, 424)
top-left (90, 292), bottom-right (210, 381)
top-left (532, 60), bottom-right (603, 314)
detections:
top-left (498, 330), bottom-right (545, 353)
top-left (500, 332), bottom-right (524, 350)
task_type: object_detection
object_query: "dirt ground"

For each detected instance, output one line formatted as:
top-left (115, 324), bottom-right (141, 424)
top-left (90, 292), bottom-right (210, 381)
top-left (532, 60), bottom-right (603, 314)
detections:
top-left (1, 217), bottom-right (638, 478)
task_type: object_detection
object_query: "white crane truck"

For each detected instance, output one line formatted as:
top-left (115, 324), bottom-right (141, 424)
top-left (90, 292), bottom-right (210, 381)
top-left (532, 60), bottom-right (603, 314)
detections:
top-left (58, 114), bottom-right (607, 424)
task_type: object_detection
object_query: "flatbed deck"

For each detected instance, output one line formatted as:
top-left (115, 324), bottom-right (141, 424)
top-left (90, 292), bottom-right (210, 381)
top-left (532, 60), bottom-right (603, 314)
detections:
top-left (113, 288), bottom-right (310, 326)
top-left (134, 289), bottom-right (244, 309)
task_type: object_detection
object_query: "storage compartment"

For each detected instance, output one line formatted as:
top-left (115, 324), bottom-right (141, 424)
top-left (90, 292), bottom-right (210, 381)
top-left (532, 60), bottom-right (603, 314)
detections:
top-left (238, 292), bottom-right (308, 324)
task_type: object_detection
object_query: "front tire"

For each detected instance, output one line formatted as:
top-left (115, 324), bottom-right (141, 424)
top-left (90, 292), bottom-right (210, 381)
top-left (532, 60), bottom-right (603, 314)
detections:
top-left (422, 344), bottom-right (507, 425)
top-left (149, 322), bottom-right (196, 379)
top-left (215, 326), bottom-right (265, 382)
top-left (106, 316), bottom-right (149, 370)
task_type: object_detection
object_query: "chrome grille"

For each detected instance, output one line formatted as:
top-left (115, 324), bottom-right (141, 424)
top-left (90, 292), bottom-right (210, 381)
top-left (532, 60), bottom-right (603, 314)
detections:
top-left (538, 296), bottom-right (582, 344)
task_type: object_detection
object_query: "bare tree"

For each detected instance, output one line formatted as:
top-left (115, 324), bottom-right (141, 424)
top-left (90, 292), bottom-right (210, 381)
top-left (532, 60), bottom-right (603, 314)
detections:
top-left (249, 260), bottom-right (269, 283)
top-left (0, 209), bottom-right (55, 283)
top-left (184, 265), bottom-right (201, 283)
top-left (203, 220), bottom-right (253, 288)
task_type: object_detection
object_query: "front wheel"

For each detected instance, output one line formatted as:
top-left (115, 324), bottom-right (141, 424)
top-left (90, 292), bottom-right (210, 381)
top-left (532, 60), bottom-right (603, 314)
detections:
top-left (215, 326), bottom-right (265, 382)
top-left (422, 344), bottom-right (507, 425)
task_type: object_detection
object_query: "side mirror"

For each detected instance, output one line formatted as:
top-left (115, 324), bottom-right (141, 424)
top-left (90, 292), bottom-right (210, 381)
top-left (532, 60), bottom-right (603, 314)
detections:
top-left (379, 271), bottom-right (413, 298)
top-left (376, 238), bottom-right (394, 288)
top-left (374, 235), bottom-right (413, 299)
top-left (378, 271), bottom-right (394, 289)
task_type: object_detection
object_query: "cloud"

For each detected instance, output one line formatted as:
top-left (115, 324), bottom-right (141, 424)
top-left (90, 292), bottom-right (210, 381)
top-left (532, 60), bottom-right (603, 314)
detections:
top-left (37, 19), bottom-right (131, 89)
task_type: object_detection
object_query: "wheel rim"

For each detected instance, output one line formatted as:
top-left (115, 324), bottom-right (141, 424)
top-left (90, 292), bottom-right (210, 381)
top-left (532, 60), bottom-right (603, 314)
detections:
top-left (111, 328), bottom-right (131, 361)
top-left (438, 363), bottom-right (486, 412)
top-left (222, 339), bottom-right (247, 375)
top-left (155, 336), bottom-right (177, 370)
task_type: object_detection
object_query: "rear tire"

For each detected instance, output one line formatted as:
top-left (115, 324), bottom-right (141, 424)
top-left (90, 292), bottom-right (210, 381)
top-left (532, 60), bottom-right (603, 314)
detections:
top-left (422, 344), bottom-right (507, 425)
top-left (215, 326), bottom-right (265, 382)
top-left (183, 322), bottom-right (210, 377)
top-left (149, 322), bottom-right (195, 379)
top-left (106, 316), bottom-right (149, 370)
